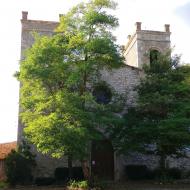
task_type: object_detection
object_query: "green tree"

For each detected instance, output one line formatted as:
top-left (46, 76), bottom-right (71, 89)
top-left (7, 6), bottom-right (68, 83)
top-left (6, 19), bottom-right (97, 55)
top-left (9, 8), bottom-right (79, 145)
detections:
top-left (17, 0), bottom-right (123, 178)
top-left (110, 53), bottom-right (190, 171)
top-left (5, 141), bottom-right (36, 185)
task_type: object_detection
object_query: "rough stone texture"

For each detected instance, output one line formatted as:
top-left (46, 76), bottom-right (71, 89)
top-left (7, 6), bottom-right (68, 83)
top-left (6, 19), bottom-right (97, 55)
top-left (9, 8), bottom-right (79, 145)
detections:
top-left (31, 146), bottom-right (68, 177)
top-left (18, 17), bottom-right (59, 145)
top-left (18, 14), bottom-right (143, 179)
top-left (18, 15), bottom-right (69, 178)
top-left (101, 66), bottom-right (142, 107)
top-left (117, 153), bottom-right (190, 178)
top-left (19, 14), bottom-right (190, 180)
top-left (100, 67), bottom-right (142, 180)
top-left (137, 30), bottom-right (171, 68)
top-left (20, 19), bottom-right (58, 60)
top-left (115, 153), bottom-right (159, 179)
top-left (124, 26), bottom-right (171, 68)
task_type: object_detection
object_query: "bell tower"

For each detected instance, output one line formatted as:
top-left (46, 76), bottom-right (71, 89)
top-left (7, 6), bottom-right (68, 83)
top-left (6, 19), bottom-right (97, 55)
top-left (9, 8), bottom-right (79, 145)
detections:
top-left (124, 22), bottom-right (171, 68)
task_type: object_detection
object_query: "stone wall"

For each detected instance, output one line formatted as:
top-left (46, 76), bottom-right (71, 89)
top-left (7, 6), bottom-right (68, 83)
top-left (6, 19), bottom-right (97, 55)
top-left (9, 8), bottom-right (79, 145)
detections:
top-left (20, 13), bottom-right (58, 60)
top-left (17, 13), bottom-right (154, 179)
top-left (124, 22), bottom-right (171, 69)
top-left (101, 66), bottom-right (141, 106)
top-left (137, 30), bottom-right (171, 68)
top-left (124, 35), bottom-right (138, 68)
top-left (18, 12), bottom-right (69, 178)
top-left (19, 13), bottom-right (190, 180)
top-left (28, 145), bottom-right (69, 178)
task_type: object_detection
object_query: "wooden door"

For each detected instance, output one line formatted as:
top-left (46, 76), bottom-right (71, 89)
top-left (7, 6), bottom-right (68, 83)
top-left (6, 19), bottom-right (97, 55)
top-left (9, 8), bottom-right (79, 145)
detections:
top-left (91, 140), bottom-right (114, 180)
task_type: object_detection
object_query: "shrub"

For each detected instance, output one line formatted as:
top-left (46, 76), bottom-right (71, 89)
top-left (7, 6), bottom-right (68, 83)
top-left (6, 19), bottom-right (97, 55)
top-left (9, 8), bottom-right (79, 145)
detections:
top-left (0, 181), bottom-right (8, 189)
top-left (90, 179), bottom-right (108, 190)
top-left (54, 167), bottom-right (69, 181)
top-left (183, 170), bottom-right (190, 178)
top-left (72, 167), bottom-right (84, 181)
top-left (35, 177), bottom-right (55, 186)
top-left (54, 167), bottom-right (84, 182)
top-left (68, 180), bottom-right (88, 189)
top-left (125, 165), bottom-right (150, 180)
top-left (153, 167), bottom-right (181, 180)
top-left (121, 165), bottom-right (181, 181)
top-left (167, 168), bottom-right (181, 179)
top-left (5, 142), bottom-right (36, 185)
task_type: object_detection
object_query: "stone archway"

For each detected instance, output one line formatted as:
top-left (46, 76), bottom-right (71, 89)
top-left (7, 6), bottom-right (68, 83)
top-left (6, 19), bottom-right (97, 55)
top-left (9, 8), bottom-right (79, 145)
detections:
top-left (150, 49), bottom-right (160, 66)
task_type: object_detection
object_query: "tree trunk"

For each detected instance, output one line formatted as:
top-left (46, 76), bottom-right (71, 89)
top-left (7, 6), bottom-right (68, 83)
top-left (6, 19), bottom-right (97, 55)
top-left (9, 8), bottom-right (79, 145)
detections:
top-left (81, 160), bottom-right (90, 181)
top-left (68, 154), bottom-right (73, 179)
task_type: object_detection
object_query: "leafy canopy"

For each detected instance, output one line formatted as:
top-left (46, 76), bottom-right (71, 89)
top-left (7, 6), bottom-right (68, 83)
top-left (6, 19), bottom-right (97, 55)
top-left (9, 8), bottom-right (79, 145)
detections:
top-left (110, 52), bottom-right (190, 168)
top-left (17, 0), bottom-right (124, 159)
top-left (5, 141), bottom-right (36, 185)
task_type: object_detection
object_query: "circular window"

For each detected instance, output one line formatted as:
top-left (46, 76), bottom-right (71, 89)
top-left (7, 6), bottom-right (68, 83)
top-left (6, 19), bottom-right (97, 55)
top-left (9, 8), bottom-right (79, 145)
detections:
top-left (93, 83), bottom-right (112, 104)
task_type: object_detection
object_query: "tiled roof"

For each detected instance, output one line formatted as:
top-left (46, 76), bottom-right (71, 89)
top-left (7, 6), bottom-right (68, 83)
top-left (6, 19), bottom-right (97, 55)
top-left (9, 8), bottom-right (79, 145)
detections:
top-left (0, 141), bottom-right (17, 160)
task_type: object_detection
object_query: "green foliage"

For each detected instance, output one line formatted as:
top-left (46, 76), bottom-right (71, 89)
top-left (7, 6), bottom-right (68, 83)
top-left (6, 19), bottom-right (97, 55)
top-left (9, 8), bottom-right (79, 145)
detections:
top-left (54, 167), bottom-right (69, 181)
top-left (124, 165), bottom-right (181, 181)
top-left (16, 0), bottom-right (123, 163)
top-left (0, 181), bottom-right (8, 189)
top-left (5, 142), bottom-right (36, 185)
top-left (153, 167), bottom-right (182, 181)
top-left (110, 53), bottom-right (190, 170)
top-left (125, 165), bottom-right (151, 180)
top-left (68, 180), bottom-right (88, 189)
top-left (90, 179), bottom-right (107, 190)
top-left (54, 167), bottom-right (84, 182)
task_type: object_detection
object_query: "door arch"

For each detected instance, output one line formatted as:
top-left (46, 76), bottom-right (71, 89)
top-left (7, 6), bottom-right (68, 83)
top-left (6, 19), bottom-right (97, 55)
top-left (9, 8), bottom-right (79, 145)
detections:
top-left (91, 140), bottom-right (114, 180)
top-left (150, 49), bottom-right (160, 66)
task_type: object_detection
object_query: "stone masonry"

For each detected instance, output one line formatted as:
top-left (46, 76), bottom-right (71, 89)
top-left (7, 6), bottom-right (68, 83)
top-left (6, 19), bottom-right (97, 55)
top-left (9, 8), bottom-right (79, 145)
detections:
top-left (124, 22), bottom-right (171, 68)
top-left (18, 12), bottom-right (190, 180)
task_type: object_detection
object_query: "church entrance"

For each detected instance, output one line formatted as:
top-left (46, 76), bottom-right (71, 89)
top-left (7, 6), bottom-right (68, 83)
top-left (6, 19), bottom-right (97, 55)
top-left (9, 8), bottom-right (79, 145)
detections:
top-left (91, 140), bottom-right (114, 180)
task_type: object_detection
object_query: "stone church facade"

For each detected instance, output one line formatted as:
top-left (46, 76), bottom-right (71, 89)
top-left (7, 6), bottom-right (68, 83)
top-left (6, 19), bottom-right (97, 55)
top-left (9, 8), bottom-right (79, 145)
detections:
top-left (18, 11), bottom-right (189, 180)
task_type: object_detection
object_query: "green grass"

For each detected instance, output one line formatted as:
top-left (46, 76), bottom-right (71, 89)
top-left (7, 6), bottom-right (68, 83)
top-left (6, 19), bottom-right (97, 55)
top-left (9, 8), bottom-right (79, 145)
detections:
top-left (0, 181), bottom-right (8, 189)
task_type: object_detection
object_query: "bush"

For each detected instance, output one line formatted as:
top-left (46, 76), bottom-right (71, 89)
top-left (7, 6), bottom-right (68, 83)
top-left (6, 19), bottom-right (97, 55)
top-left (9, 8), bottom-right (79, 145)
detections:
top-left (72, 167), bottom-right (84, 181)
top-left (153, 167), bottom-right (181, 180)
top-left (54, 167), bottom-right (69, 181)
top-left (5, 142), bottom-right (36, 185)
top-left (125, 165), bottom-right (151, 180)
top-left (35, 177), bottom-right (55, 186)
top-left (183, 170), bottom-right (190, 178)
top-left (125, 167), bottom-right (182, 182)
top-left (54, 167), bottom-right (84, 182)
top-left (90, 179), bottom-right (108, 190)
top-left (68, 180), bottom-right (88, 189)
top-left (167, 168), bottom-right (181, 179)
top-left (0, 181), bottom-right (8, 189)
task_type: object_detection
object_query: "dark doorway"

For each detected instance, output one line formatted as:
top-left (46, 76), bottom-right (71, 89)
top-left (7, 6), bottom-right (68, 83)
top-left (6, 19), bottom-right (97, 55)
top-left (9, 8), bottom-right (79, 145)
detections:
top-left (91, 140), bottom-right (114, 180)
top-left (150, 49), bottom-right (160, 66)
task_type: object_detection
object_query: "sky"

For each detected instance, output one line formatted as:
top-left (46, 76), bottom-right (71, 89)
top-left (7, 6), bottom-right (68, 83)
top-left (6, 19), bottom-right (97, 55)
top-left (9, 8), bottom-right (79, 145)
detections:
top-left (0, 0), bottom-right (190, 143)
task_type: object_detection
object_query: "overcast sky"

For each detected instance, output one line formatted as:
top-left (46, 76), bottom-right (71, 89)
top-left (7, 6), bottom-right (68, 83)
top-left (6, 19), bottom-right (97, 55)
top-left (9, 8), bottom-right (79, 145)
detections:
top-left (0, 0), bottom-right (190, 143)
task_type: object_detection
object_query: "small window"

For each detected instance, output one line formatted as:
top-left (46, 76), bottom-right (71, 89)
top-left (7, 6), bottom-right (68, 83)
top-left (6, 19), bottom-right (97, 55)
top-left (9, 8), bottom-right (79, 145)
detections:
top-left (150, 49), bottom-right (160, 66)
top-left (93, 83), bottom-right (112, 104)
